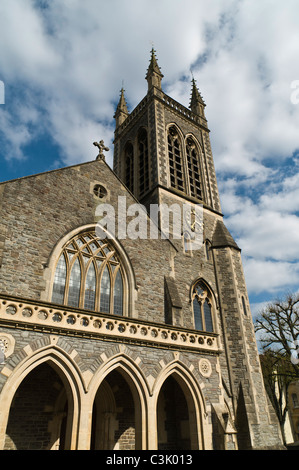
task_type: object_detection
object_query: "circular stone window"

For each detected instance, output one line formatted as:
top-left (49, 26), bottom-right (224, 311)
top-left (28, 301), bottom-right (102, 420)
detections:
top-left (93, 184), bottom-right (107, 199)
top-left (199, 358), bottom-right (212, 378)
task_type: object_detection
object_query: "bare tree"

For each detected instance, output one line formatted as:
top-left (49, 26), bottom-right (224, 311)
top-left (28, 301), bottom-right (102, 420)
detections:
top-left (255, 292), bottom-right (299, 444)
top-left (255, 292), bottom-right (299, 375)
top-left (260, 351), bottom-right (293, 445)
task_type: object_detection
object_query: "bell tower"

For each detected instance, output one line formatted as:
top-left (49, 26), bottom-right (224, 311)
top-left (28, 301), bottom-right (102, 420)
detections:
top-left (113, 48), bottom-right (221, 217)
top-left (112, 50), bottom-right (284, 450)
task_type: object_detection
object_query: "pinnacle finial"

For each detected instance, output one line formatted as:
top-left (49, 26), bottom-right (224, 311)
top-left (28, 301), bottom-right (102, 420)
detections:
top-left (189, 77), bottom-right (205, 116)
top-left (146, 47), bottom-right (163, 91)
top-left (114, 86), bottom-right (129, 127)
top-left (117, 87), bottom-right (128, 114)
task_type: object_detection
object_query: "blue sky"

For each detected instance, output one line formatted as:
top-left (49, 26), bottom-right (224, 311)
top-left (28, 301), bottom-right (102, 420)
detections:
top-left (1, 0), bottom-right (299, 316)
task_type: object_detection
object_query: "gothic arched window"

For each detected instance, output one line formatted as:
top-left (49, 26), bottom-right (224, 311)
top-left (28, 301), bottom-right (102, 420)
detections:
top-left (124, 142), bottom-right (134, 193)
top-left (205, 240), bottom-right (211, 261)
top-left (186, 137), bottom-right (202, 200)
top-left (241, 296), bottom-right (247, 316)
top-left (51, 231), bottom-right (124, 316)
top-left (191, 281), bottom-right (214, 332)
top-left (138, 128), bottom-right (149, 197)
top-left (168, 126), bottom-right (185, 192)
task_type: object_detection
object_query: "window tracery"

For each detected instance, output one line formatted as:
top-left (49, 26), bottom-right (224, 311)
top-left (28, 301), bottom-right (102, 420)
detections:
top-left (168, 126), bottom-right (185, 192)
top-left (51, 231), bottom-right (124, 316)
top-left (138, 128), bottom-right (149, 197)
top-left (191, 281), bottom-right (214, 332)
top-left (124, 142), bottom-right (134, 193)
top-left (186, 137), bottom-right (202, 200)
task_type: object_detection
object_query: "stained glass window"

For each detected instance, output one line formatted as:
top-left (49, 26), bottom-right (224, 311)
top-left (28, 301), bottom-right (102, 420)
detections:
top-left (192, 281), bottom-right (214, 332)
top-left (68, 258), bottom-right (81, 307)
top-left (84, 262), bottom-right (96, 310)
top-left (52, 255), bottom-right (67, 304)
top-left (193, 298), bottom-right (203, 330)
top-left (113, 270), bottom-right (123, 316)
top-left (204, 299), bottom-right (213, 332)
top-left (100, 266), bottom-right (111, 313)
top-left (51, 231), bottom-right (125, 315)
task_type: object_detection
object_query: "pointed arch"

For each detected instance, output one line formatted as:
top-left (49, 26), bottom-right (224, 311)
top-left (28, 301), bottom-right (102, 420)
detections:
top-left (88, 353), bottom-right (150, 402)
top-left (185, 134), bottom-right (203, 200)
top-left (88, 353), bottom-right (150, 450)
top-left (167, 124), bottom-right (186, 192)
top-left (152, 360), bottom-right (208, 450)
top-left (0, 345), bottom-right (85, 450)
top-left (42, 224), bottom-right (137, 318)
top-left (190, 278), bottom-right (217, 333)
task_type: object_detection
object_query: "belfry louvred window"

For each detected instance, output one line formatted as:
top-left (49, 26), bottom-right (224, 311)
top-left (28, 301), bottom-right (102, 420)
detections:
top-left (52, 231), bottom-right (124, 316)
top-left (186, 137), bottom-right (202, 199)
top-left (168, 126), bottom-right (185, 192)
top-left (124, 142), bottom-right (134, 193)
top-left (191, 281), bottom-right (214, 332)
top-left (138, 128), bottom-right (149, 197)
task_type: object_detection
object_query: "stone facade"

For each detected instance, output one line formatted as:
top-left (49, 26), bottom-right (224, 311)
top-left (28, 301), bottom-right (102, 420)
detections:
top-left (0, 50), bottom-right (283, 450)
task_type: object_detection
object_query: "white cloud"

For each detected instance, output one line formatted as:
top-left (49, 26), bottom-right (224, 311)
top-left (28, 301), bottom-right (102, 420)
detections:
top-left (1, 0), bottom-right (299, 302)
top-left (243, 257), bottom-right (299, 295)
top-left (0, 0), bottom-right (60, 81)
top-left (1, 0), bottom-right (299, 170)
top-left (259, 171), bottom-right (299, 213)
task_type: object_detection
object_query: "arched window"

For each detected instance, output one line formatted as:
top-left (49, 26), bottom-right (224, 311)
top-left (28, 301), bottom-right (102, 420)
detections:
top-left (138, 128), bottom-right (149, 197)
top-left (113, 270), bottom-right (123, 316)
top-left (205, 240), bottom-right (211, 261)
top-left (84, 262), bottom-right (96, 310)
top-left (51, 231), bottom-right (125, 316)
top-left (168, 126), bottom-right (185, 192)
top-left (68, 258), bottom-right (81, 308)
top-left (191, 281), bottom-right (214, 332)
top-left (52, 254), bottom-right (67, 305)
top-left (186, 137), bottom-right (202, 200)
top-left (124, 142), bottom-right (134, 193)
top-left (241, 296), bottom-right (247, 316)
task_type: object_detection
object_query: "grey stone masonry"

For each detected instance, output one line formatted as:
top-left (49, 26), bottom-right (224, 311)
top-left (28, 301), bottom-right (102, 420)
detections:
top-left (0, 52), bottom-right (285, 450)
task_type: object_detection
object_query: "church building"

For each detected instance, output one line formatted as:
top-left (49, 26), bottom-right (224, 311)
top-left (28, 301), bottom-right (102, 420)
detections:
top-left (0, 50), bottom-right (283, 450)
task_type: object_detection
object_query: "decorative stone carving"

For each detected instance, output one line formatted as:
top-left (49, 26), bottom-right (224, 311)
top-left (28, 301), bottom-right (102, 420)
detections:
top-left (0, 333), bottom-right (15, 359)
top-left (199, 358), bottom-right (212, 377)
top-left (93, 140), bottom-right (109, 161)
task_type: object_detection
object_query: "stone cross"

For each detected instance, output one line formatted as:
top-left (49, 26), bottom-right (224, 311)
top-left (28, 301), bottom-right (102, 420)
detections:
top-left (93, 140), bottom-right (109, 161)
